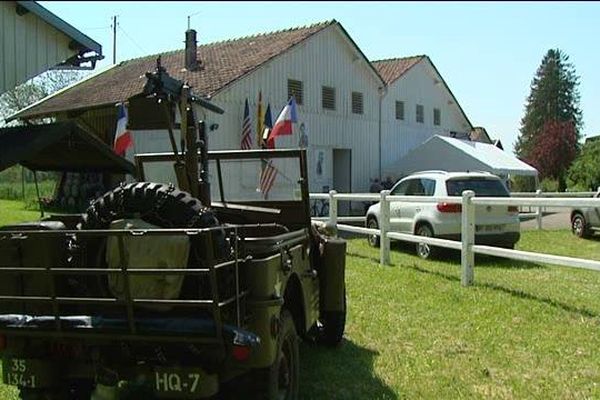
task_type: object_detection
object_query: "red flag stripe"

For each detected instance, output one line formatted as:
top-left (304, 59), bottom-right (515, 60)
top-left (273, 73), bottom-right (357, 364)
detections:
top-left (259, 161), bottom-right (277, 198)
top-left (114, 132), bottom-right (132, 156)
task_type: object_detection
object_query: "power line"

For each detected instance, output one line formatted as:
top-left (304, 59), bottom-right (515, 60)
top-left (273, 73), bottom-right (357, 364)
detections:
top-left (118, 25), bottom-right (147, 55)
top-left (82, 26), bottom-right (111, 31)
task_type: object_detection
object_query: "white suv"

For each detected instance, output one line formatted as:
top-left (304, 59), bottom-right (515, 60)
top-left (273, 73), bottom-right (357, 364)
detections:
top-left (365, 171), bottom-right (520, 259)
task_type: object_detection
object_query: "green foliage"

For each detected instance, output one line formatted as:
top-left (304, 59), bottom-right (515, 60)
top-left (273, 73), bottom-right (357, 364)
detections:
top-left (0, 70), bottom-right (86, 126)
top-left (515, 49), bottom-right (583, 189)
top-left (567, 139), bottom-right (600, 191)
top-left (540, 177), bottom-right (559, 192)
top-left (509, 175), bottom-right (537, 192)
top-left (0, 166), bottom-right (58, 210)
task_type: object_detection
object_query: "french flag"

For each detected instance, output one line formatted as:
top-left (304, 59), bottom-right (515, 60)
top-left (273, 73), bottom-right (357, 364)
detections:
top-left (113, 103), bottom-right (133, 156)
top-left (266, 97), bottom-right (297, 149)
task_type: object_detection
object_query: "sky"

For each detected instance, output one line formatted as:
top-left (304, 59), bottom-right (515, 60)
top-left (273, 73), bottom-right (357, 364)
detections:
top-left (40, 1), bottom-right (600, 152)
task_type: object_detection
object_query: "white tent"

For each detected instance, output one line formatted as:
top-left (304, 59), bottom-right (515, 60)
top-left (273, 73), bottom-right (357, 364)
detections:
top-left (383, 135), bottom-right (538, 181)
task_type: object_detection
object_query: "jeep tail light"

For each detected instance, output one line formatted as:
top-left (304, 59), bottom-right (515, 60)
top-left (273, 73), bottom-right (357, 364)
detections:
top-left (0, 335), bottom-right (6, 351)
top-left (232, 344), bottom-right (251, 361)
top-left (508, 206), bottom-right (519, 214)
top-left (436, 203), bottom-right (462, 213)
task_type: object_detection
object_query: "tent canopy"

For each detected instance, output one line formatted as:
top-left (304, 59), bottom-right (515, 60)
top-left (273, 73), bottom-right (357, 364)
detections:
top-left (383, 135), bottom-right (538, 180)
top-left (0, 121), bottom-right (135, 174)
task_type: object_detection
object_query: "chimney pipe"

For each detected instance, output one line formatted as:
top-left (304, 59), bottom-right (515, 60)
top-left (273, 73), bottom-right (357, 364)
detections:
top-left (185, 29), bottom-right (199, 70)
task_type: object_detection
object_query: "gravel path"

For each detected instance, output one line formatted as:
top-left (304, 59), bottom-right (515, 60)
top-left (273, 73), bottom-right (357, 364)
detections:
top-left (520, 207), bottom-right (571, 231)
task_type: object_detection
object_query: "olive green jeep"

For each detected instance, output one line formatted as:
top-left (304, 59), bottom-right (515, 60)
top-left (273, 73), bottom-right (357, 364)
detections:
top-left (0, 61), bottom-right (346, 399)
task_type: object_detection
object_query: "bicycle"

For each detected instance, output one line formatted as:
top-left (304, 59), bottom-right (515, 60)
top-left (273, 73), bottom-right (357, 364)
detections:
top-left (310, 198), bottom-right (330, 217)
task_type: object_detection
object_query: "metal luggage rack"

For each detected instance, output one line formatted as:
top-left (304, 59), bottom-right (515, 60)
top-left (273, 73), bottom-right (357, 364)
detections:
top-left (0, 226), bottom-right (250, 344)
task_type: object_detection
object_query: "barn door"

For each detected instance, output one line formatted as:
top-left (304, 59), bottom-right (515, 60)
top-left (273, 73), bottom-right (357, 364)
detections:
top-left (333, 149), bottom-right (351, 216)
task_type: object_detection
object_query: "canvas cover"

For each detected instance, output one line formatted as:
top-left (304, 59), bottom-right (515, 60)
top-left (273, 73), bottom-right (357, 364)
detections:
top-left (106, 219), bottom-right (190, 311)
top-left (0, 121), bottom-right (136, 174)
top-left (383, 135), bottom-right (538, 180)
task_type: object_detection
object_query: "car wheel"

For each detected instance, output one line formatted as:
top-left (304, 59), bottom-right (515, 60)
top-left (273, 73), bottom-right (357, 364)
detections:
top-left (572, 213), bottom-right (591, 238)
top-left (366, 218), bottom-right (380, 248)
top-left (415, 224), bottom-right (437, 260)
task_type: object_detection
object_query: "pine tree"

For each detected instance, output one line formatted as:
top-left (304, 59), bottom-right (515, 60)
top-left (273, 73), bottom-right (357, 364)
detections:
top-left (515, 49), bottom-right (582, 191)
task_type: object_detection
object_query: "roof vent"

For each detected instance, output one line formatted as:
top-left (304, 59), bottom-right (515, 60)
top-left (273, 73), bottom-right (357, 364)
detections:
top-left (185, 29), bottom-right (200, 71)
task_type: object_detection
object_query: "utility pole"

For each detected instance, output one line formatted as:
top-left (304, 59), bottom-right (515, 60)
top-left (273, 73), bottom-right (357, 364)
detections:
top-left (112, 15), bottom-right (117, 64)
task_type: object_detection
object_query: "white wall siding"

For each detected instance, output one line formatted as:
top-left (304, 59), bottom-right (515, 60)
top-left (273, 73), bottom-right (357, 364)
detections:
top-left (212, 26), bottom-right (382, 194)
top-left (1, 1), bottom-right (76, 94)
top-left (380, 60), bottom-right (471, 173)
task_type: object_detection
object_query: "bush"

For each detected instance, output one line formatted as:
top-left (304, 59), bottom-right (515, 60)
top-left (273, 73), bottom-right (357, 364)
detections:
top-left (567, 140), bottom-right (600, 191)
top-left (540, 178), bottom-right (559, 192)
top-left (510, 175), bottom-right (537, 192)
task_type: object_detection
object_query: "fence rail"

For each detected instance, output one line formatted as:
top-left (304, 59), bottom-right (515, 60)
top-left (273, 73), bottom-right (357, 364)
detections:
top-left (310, 188), bottom-right (600, 287)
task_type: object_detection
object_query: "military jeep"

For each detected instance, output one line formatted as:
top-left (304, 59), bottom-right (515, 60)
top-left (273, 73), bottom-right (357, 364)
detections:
top-left (0, 62), bottom-right (346, 399)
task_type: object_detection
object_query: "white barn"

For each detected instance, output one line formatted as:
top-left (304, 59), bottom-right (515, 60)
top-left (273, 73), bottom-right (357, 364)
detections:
top-left (10, 20), bottom-right (485, 199)
top-left (374, 56), bottom-right (478, 174)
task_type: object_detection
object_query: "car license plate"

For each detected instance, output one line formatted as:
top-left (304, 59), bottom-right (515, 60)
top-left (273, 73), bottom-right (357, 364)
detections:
top-left (2, 358), bottom-right (46, 388)
top-left (154, 367), bottom-right (203, 398)
top-left (476, 224), bottom-right (504, 233)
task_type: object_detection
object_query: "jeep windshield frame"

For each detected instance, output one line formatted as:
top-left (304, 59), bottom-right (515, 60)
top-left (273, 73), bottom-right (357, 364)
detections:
top-left (135, 149), bottom-right (312, 231)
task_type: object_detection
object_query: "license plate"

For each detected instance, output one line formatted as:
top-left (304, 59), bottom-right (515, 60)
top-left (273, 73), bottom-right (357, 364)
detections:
top-left (2, 359), bottom-right (41, 388)
top-left (154, 367), bottom-right (203, 398)
top-left (476, 224), bottom-right (504, 233)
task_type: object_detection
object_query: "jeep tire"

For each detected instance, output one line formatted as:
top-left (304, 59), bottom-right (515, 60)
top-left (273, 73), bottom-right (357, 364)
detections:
top-left (318, 291), bottom-right (346, 347)
top-left (254, 310), bottom-right (299, 400)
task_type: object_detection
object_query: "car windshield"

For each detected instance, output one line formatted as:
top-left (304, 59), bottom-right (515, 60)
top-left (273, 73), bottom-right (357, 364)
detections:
top-left (445, 178), bottom-right (509, 197)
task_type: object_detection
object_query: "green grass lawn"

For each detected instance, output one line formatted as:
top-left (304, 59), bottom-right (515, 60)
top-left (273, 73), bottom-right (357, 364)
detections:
top-left (0, 200), bottom-right (43, 226)
top-left (2, 203), bottom-right (600, 398)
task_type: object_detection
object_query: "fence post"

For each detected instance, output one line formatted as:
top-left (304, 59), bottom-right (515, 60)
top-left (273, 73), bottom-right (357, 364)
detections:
top-left (535, 189), bottom-right (543, 230)
top-left (461, 190), bottom-right (475, 287)
top-left (328, 190), bottom-right (338, 235)
top-left (380, 190), bottom-right (391, 266)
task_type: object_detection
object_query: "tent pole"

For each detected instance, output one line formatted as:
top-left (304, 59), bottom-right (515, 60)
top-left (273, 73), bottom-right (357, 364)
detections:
top-left (33, 170), bottom-right (44, 219)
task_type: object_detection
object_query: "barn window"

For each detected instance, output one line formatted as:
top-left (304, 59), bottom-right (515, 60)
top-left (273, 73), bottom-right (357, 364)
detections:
top-left (352, 91), bottom-right (363, 114)
top-left (416, 104), bottom-right (424, 123)
top-left (287, 79), bottom-right (303, 105)
top-left (322, 86), bottom-right (336, 110)
top-left (395, 101), bottom-right (405, 120)
top-left (434, 108), bottom-right (441, 126)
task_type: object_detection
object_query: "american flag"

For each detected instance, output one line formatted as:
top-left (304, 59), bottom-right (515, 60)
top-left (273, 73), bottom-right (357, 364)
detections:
top-left (241, 98), bottom-right (253, 150)
top-left (259, 159), bottom-right (277, 199)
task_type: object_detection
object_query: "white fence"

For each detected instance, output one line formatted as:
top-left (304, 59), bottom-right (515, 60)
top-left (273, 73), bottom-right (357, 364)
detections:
top-left (310, 190), bottom-right (600, 287)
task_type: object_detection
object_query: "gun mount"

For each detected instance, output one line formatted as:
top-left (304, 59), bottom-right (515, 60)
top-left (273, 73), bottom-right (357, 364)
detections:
top-left (140, 56), bottom-right (224, 206)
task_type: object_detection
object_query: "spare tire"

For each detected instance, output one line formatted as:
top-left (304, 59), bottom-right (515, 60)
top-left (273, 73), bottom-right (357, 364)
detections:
top-left (79, 182), bottom-right (218, 230)
top-left (69, 182), bottom-right (226, 312)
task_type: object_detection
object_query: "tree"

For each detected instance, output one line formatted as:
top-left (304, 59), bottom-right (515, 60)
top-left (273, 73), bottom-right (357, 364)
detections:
top-left (0, 70), bottom-right (85, 126)
top-left (515, 49), bottom-right (582, 191)
top-left (527, 119), bottom-right (578, 185)
top-left (567, 139), bottom-right (600, 191)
